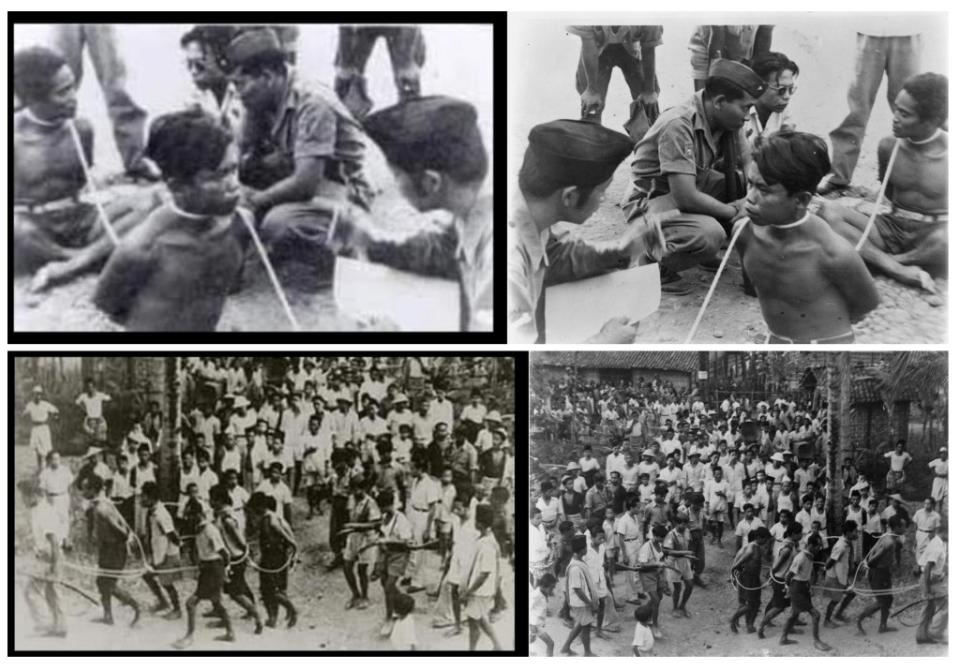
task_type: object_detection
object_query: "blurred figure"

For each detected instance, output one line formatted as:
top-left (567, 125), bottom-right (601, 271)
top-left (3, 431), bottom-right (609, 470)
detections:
top-left (689, 25), bottom-right (773, 92)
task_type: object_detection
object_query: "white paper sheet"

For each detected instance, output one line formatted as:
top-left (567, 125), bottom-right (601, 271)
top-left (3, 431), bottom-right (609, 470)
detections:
top-left (335, 257), bottom-right (460, 331)
top-left (545, 264), bottom-right (661, 343)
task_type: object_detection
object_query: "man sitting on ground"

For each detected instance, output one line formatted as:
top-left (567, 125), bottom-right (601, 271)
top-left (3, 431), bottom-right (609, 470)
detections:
top-left (820, 73), bottom-right (947, 293)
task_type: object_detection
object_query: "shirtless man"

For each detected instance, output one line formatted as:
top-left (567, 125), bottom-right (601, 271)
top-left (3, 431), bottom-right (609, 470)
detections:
top-left (822, 73), bottom-right (947, 293)
top-left (735, 130), bottom-right (879, 343)
top-left (13, 46), bottom-right (158, 293)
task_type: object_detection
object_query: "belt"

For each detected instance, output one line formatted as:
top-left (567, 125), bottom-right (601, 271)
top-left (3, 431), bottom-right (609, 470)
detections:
top-left (412, 506), bottom-right (431, 512)
top-left (767, 330), bottom-right (854, 345)
top-left (14, 195), bottom-right (82, 214)
top-left (890, 206), bottom-right (948, 224)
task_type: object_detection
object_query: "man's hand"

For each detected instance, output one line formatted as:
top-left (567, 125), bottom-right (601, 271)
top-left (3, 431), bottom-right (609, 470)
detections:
top-left (588, 316), bottom-right (638, 344)
top-left (729, 197), bottom-right (750, 224)
top-left (637, 91), bottom-right (660, 123)
top-left (902, 266), bottom-right (937, 293)
top-left (580, 90), bottom-right (605, 120)
top-left (621, 208), bottom-right (679, 264)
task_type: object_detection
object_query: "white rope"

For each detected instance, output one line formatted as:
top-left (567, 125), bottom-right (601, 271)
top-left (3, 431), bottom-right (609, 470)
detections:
top-left (684, 219), bottom-right (748, 343)
top-left (67, 119), bottom-right (119, 245)
top-left (237, 207), bottom-right (302, 331)
top-left (856, 139), bottom-right (900, 251)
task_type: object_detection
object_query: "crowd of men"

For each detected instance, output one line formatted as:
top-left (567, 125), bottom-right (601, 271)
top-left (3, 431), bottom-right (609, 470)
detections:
top-left (528, 374), bottom-right (948, 655)
top-left (509, 21), bottom-right (947, 344)
top-left (18, 356), bottom-right (514, 650)
top-left (14, 24), bottom-right (492, 331)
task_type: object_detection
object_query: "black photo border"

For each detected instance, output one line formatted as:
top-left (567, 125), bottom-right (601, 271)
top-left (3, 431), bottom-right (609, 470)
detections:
top-left (8, 11), bottom-right (508, 345)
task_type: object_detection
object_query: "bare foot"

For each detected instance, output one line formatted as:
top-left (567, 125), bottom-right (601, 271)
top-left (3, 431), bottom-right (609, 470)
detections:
top-left (29, 261), bottom-right (72, 294)
top-left (814, 640), bottom-right (832, 652)
top-left (172, 636), bottom-right (193, 650)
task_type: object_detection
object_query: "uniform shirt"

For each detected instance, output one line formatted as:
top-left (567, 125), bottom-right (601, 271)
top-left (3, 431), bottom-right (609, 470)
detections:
top-left (919, 535), bottom-right (946, 578)
top-left (625, 90), bottom-right (741, 207)
top-left (76, 391), bottom-right (111, 419)
top-left (94, 205), bottom-right (249, 332)
top-left (508, 202), bottom-right (632, 343)
top-left (390, 614), bottom-right (417, 650)
top-left (195, 520), bottom-right (226, 562)
top-left (826, 536), bottom-right (853, 585)
top-left (147, 503), bottom-right (179, 566)
top-left (25, 400), bottom-right (58, 423)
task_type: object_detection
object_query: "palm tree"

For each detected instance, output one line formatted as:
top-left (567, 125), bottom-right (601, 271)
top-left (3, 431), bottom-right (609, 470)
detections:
top-left (876, 352), bottom-right (948, 452)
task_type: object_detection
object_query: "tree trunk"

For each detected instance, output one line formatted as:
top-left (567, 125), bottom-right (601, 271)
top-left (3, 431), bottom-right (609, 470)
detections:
top-left (831, 353), bottom-right (853, 523)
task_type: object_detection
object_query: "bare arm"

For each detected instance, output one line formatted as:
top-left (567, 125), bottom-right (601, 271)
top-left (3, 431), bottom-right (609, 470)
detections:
top-left (248, 155), bottom-right (325, 213)
top-left (821, 235), bottom-right (880, 321)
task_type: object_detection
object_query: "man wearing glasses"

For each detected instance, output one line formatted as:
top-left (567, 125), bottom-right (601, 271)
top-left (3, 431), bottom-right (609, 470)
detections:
top-left (742, 52), bottom-right (798, 150)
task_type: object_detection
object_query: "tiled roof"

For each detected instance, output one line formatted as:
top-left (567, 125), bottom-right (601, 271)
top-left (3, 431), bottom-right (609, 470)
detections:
top-left (532, 352), bottom-right (699, 373)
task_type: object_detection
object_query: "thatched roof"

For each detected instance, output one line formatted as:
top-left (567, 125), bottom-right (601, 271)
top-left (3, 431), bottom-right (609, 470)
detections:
top-left (532, 352), bottom-right (698, 373)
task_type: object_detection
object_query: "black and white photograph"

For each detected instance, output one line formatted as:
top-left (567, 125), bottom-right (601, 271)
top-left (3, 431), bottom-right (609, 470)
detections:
top-left (528, 351), bottom-right (948, 656)
top-left (11, 355), bottom-right (518, 652)
top-left (508, 14), bottom-right (947, 344)
top-left (11, 17), bottom-right (496, 335)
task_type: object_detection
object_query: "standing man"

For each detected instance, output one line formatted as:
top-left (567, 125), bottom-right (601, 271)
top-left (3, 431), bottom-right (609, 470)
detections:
top-left (23, 385), bottom-right (59, 471)
top-left (76, 377), bottom-right (112, 444)
top-left (928, 447), bottom-right (948, 514)
top-left (568, 25), bottom-right (663, 142)
top-left (689, 25), bottom-right (774, 92)
top-left (818, 19), bottom-right (923, 194)
top-left (225, 28), bottom-right (370, 286)
top-left (620, 60), bottom-right (766, 295)
top-left (334, 25), bottom-right (426, 120)
top-left (857, 516), bottom-right (905, 635)
top-left (49, 24), bottom-right (157, 179)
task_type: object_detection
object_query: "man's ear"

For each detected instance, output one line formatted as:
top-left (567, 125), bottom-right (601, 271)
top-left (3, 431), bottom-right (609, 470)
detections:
top-left (560, 185), bottom-right (581, 209)
top-left (794, 191), bottom-right (813, 209)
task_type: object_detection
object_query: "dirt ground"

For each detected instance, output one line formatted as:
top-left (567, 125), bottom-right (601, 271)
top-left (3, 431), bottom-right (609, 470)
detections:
top-left (11, 443), bottom-right (516, 652)
top-left (12, 24), bottom-right (492, 332)
top-left (531, 526), bottom-right (947, 657)
top-left (509, 15), bottom-right (948, 344)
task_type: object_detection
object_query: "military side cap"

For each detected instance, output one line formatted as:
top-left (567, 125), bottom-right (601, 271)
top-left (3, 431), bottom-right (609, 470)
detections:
top-left (363, 95), bottom-right (481, 173)
top-left (526, 119), bottom-right (632, 188)
top-left (707, 59), bottom-right (766, 99)
top-left (225, 27), bottom-right (284, 69)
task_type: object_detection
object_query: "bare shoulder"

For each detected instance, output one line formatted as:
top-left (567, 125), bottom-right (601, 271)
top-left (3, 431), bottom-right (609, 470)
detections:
top-left (809, 214), bottom-right (858, 264)
top-left (877, 135), bottom-right (897, 159)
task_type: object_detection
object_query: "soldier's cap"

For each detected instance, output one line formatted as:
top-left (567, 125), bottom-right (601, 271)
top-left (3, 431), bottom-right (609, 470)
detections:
top-left (526, 119), bottom-right (632, 189)
top-left (363, 96), bottom-right (482, 174)
top-left (707, 59), bottom-right (767, 99)
top-left (224, 27), bottom-right (284, 71)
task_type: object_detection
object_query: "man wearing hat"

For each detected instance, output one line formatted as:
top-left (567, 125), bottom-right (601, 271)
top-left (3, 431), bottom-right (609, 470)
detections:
top-left (509, 118), bottom-right (670, 343)
top-left (329, 95), bottom-right (493, 331)
top-left (387, 394), bottom-right (414, 436)
top-left (23, 385), bottom-right (60, 471)
top-left (621, 58), bottom-right (767, 295)
top-left (224, 27), bottom-right (371, 286)
top-left (475, 410), bottom-right (502, 454)
top-left (330, 394), bottom-right (361, 449)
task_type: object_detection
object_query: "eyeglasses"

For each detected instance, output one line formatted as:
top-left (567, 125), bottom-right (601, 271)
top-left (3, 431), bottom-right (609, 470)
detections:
top-left (768, 83), bottom-right (798, 97)
top-left (185, 59), bottom-right (208, 74)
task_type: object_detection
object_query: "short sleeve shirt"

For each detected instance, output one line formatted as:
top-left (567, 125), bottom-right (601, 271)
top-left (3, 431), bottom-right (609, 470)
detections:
top-left (789, 550), bottom-right (814, 582)
top-left (26, 400), bottom-right (59, 423)
top-left (390, 615), bottom-right (417, 650)
top-left (919, 536), bottom-right (946, 578)
top-left (149, 503), bottom-right (180, 565)
top-left (826, 537), bottom-right (851, 584)
top-left (76, 391), bottom-right (111, 418)
top-left (616, 513), bottom-right (641, 541)
top-left (195, 521), bottom-right (225, 562)
top-left (468, 534), bottom-right (499, 597)
top-left (913, 509), bottom-right (941, 533)
top-left (884, 451), bottom-right (912, 471)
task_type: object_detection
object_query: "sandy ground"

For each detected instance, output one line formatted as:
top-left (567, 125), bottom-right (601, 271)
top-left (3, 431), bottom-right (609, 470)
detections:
top-left (530, 530), bottom-right (947, 657)
top-left (11, 443), bottom-right (516, 652)
top-left (509, 14), bottom-right (948, 344)
top-left (12, 24), bottom-right (492, 332)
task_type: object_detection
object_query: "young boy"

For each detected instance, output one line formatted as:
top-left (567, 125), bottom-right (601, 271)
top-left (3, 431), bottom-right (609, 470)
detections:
top-left (530, 573), bottom-right (558, 656)
top-left (376, 489), bottom-right (414, 636)
top-left (463, 504), bottom-right (503, 651)
top-left (735, 130), bottom-right (879, 343)
top-left (560, 533), bottom-right (596, 656)
top-left (631, 601), bottom-right (655, 656)
top-left (13, 47), bottom-right (157, 292)
top-left (730, 526), bottom-right (771, 633)
top-left (665, 514), bottom-right (697, 617)
top-left (332, 96), bottom-right (493, 332)
top-left (781, 532), bottom-right (831, 651)
top-left (342, 475), bottom-right (381, 610)
top-left (173, 505), bottom-right (234, 648)
top-left (93, 108), bottom-right (248, 331)
top-left (389, 592), bottom-right (419, 651)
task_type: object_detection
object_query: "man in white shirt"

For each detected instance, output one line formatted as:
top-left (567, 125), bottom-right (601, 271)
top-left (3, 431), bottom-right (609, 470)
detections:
top-left (405, 458), bottom-right (441, 591)
top-left (927, 447), bottom-right (948, 513)
top-left (330, 395), bottom-right (361, 449)
top-left (427, 387), bottom-right (455, 431)
top-left (76, 378), bottom-right (112, 442)
top-left (916, 524), bottom-right (947, 645)
top-left (883, 441), bottom-right (913, 492)
top-left (23, 386), bottom-right (59, 470)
